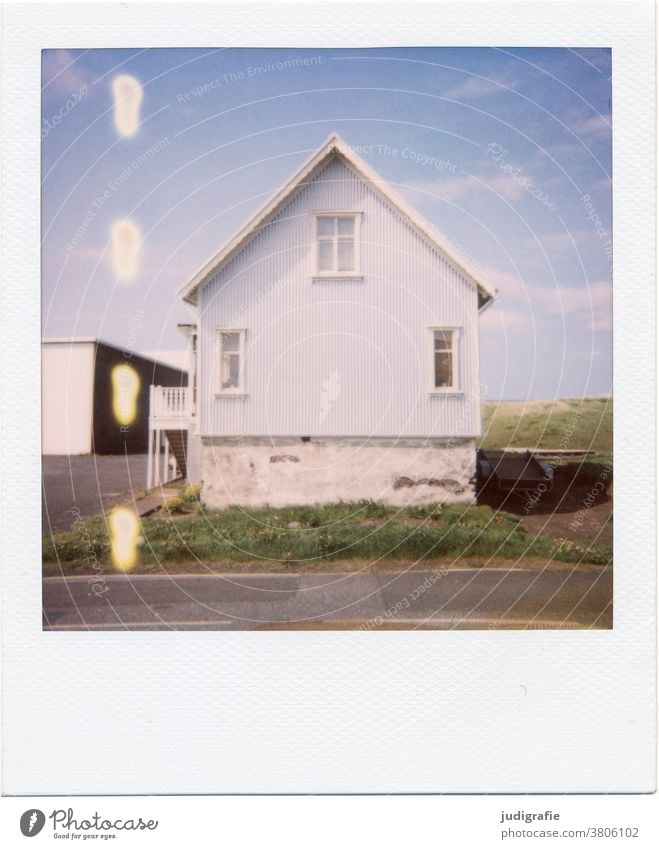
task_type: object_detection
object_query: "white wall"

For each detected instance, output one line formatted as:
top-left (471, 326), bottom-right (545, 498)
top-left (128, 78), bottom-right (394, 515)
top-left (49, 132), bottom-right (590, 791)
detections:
top-left (201, 438), bottom-right (476, 509)
top-left (199, 154), bottom-right (482, 440)
top-left (42, 341), bottom-right (95, 454)
top-left (142, 348), bottom-right (194, 373)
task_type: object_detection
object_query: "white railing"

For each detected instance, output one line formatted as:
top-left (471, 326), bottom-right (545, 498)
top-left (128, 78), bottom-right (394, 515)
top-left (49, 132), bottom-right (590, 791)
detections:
top-left (149, 385), bottom-right (192, 421)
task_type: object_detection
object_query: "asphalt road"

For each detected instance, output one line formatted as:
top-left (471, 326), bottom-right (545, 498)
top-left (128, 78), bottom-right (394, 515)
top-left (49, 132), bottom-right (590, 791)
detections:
top-left (42, 454), bottom-right (149, 532)
top-left (42, 566), bottom-right (612, 630)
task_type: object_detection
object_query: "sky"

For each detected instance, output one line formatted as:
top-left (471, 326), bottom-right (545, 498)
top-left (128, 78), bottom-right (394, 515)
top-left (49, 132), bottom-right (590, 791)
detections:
top-left (41, 47), bottom-right (612, 401)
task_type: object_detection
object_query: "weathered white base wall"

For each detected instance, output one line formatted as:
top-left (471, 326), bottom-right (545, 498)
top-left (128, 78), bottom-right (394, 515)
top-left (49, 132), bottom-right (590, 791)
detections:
top-left (201, 438), bottom-right (476, 509)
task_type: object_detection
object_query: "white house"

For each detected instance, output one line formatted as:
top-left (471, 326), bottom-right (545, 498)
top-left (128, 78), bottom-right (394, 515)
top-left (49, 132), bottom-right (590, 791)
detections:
top-left (147, 133), bottom-right (495, 506)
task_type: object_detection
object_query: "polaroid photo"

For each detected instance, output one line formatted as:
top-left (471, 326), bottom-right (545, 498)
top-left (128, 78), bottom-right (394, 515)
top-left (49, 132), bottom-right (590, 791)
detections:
top-left (1, 0), bottom-right (655, 811)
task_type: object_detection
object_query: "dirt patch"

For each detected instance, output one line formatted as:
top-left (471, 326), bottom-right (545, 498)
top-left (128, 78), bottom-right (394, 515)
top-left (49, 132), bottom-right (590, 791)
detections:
top-left (520, 500), bottom-right (612, 545)
top-left (478, 461), bottom-right (613, 544)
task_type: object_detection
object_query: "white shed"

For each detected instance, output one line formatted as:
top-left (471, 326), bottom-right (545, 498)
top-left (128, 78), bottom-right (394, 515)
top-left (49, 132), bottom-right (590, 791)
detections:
top-left (42, 339), bottom-right (188, 456)
top-left (42, 339), bottom-right (97, 455)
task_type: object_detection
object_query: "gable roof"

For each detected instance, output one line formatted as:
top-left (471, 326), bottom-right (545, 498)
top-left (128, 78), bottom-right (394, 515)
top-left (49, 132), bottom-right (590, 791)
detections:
top-left (178, 132), bottom-right (496, 309)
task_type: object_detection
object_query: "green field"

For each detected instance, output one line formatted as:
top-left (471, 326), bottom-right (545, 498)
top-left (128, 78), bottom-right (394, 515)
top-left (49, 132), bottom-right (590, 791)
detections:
top-left (480, 397), bottom-right (612, 458)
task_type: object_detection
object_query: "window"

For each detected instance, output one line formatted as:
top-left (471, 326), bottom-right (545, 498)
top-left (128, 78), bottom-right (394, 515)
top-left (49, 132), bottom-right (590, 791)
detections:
top-left (315, 214), bottom-right (360, 274)
top-left (215, 329), bottom-right (245, 393)
top-left (432, 328), bottom-right (459, 391)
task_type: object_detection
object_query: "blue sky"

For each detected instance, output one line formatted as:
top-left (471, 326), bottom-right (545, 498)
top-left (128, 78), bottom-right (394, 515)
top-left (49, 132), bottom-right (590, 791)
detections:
top-left (42, 47), bottom-right (612, 400)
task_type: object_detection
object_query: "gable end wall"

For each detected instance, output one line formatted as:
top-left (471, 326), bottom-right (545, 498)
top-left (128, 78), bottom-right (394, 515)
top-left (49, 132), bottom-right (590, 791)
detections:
top-left (198, 155), bottom-right (482, 440)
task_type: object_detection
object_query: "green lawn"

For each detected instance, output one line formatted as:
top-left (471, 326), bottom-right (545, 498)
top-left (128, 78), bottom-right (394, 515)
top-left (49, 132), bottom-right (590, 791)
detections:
top-left (43, 500), bottom-right (612, 574)
top-left (480, 397), bottom-right (612, 458)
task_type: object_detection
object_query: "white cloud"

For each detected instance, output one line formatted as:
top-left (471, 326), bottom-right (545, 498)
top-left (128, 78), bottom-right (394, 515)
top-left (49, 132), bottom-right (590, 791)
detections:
top-left (535, 142), bottom-right (585, 162)
top-left (479, 305), bottom-right (534, 333)
top-left (444, 76), bottom-right (515, 101)
top-left (482, 276), bottom-right (612, 338)
top-left (412, 174), bottom-right (473, 202)
top-left (42, 49), bottom-right (90, 94)
top-left (478, 174), bottom-right (528, 202)
top-left (479, 265), bottom-right (526, 298)
top-left (587, 314), bottom-right (613, 333)
top-left (567, 112), bottom-right (612, 141)
top-left (523, 229), bottom-right (601, 253)
top-left (531, 282), bottom-right (612, 319)
top-left (412, 171), bottom-right (530, 205)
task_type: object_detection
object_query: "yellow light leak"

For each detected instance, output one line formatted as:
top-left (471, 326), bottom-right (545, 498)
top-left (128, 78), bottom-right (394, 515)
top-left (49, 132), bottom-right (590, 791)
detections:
top-left (111, 218), bottom-right (140, 281)
top-left (112, 74), bottom-right (143, 137)
top-left (109, 507), bottom-right (141, 572)
top-left (111, 364), bottom-right (140, 426)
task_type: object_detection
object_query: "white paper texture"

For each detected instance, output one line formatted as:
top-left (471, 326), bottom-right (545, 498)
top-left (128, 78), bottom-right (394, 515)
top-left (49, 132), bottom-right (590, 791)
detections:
top-left (1, 0), bottom-right (655, 794)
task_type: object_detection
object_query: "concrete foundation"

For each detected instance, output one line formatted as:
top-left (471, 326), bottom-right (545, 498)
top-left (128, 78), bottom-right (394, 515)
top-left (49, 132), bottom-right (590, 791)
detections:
top-left (200, 437), bottom-right (477, 509)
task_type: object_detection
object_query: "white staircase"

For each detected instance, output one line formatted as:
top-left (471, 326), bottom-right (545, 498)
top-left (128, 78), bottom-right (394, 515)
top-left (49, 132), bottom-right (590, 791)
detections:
top-left (147, 386), bottom-right (193, 488)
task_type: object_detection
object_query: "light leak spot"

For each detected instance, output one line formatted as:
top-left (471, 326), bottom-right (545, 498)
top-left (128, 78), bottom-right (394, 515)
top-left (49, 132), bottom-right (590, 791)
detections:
top-left (112, 74), bottom-right (143, 137)
top-left (111, 364), bottom-right (140, 425)
top-left (111, 218), bottom-right (140, 280)
top-left (109, 507), bottom-right (141, 571)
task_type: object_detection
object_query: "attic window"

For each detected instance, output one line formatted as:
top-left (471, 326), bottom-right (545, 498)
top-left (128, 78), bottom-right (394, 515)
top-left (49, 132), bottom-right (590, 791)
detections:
top-left (315, 213), bottom-right (360, 275)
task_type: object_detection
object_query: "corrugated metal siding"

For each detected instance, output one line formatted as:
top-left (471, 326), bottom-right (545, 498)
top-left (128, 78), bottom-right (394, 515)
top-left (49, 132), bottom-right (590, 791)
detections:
top-left (199, 155), bottom-right (482, 438)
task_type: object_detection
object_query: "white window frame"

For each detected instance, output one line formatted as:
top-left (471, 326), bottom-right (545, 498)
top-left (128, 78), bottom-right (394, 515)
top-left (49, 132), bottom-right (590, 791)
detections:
top-left (214, 328), bottom-right (246, 396)
top-left (429, 327), bottom-right (462, 394)
top-left (312, 211), bottom-right (362, 278)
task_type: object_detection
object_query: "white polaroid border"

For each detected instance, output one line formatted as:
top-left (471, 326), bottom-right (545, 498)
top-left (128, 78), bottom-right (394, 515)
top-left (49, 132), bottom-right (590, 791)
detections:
top-left (1, 0), bottom-right (655, 794)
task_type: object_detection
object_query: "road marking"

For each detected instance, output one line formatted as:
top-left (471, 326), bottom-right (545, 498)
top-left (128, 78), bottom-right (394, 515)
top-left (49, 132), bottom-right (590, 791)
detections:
top-left (45, 619), bottom-right (236, 630)
top-left (42, 566), bottom-right (611, 583)
top-left (357, 617), bottom-right (592, 629)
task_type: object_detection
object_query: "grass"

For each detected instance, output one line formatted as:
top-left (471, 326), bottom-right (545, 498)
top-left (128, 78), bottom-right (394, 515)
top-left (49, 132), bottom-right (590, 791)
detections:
top-left (43, 500), bottom-right (612, 574)
top-left (44, 400), bottom-right (614, 574)
top-left (480, 397), bottom-right (612, 459)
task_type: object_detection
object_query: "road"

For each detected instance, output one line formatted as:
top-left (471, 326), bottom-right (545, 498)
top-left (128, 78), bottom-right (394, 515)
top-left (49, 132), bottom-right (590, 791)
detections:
top-left (42, 454), bottom-right (149, 532)
top-left (42, 566), bottom-right (612, 630)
